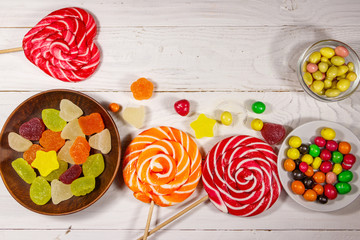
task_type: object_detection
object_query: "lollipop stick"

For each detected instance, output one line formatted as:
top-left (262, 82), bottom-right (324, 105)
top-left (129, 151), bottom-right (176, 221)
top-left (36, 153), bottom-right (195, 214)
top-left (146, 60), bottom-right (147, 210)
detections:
top-left (137, 195), bottom-right (209, 240)
top-left (0, 47), bottom-right (23, 54)
top-left (143, 200), bottom-right (155, 240)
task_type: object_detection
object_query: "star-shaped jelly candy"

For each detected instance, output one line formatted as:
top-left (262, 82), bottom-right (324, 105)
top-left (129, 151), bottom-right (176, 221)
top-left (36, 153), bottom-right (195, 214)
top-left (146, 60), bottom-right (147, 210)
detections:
top-left (31, 150), bottom-right (59, 177)
top-left (190, 114), bottom-right (216, 139)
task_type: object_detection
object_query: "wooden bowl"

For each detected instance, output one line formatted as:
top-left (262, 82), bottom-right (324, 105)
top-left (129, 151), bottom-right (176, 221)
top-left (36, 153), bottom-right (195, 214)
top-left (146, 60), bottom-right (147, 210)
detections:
top-left (0, 89), bottom-right (121, 215)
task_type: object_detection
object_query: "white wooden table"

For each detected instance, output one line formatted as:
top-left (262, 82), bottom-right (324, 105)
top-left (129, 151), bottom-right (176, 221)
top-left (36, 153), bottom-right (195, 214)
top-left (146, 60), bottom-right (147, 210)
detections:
top-left (1, 0), bottom-right (360, 239)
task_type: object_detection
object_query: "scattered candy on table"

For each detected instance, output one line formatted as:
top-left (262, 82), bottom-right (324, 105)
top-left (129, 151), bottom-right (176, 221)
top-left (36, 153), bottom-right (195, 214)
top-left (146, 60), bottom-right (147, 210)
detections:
top-left (251, 101), bottom-right (266, 114)
top-left (220, 111), bottom-right (232, 126)
top-left (109, 103), bottom-right (120, 113)
top-left (121, 106), bottom-right (145, 129)
top-left (174, 99), bottom-right (190, 116)
top-left (251, 118), bottom-right (263, 131)
top-left (130, 77), bottom-right (154, 100)
top-left (190, 114), bottom-right (216, 139)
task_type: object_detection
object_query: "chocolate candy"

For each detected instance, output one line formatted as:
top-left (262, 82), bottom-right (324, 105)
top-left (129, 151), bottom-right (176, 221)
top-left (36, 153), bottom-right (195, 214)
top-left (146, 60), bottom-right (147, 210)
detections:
top-left (317, 195), bottom-right (328, 204)
top-left (335, 182), bottom-right (351, 194)
top-left (292, 169), bottom-right (305, 180)
top-left (303, 177), bottom-right (315, 189)
top-left (298, 144), bottom-right (309, 154)
top-left (309, 144), bottom-right (320, 157)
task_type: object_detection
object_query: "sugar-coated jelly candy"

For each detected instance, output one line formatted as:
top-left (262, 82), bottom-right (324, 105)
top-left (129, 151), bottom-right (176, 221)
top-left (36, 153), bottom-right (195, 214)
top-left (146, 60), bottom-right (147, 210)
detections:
top-left (83, 154), bottom-right (105, 178)
top-left (71, 176), bottom-right (96, 196)
top-left (30, 177), bottom-right (51, 205)
top-left (130, 77), bottom-right (154, 100)
top-left (174, 99), bottom-right (190, 116)
top-left (89, 129), bottom-right (111, 154)
top-left (59, 164), bottom-right (82, 184)
top-left (51, 179), bottom-right (73, 205)
top-left (23, 144), bottom-right (44, 165)
top-left (335, 182), bottom-right (351, 194)
top-left (19, 118), bottom-right (45, 140)
top-left (70, 136), bottom-right (90, 164)
top-left (31, 150), bottom-right (59, 177)
top-left (260, 122), bottom-right (286, 145)
top-left (61, 119), bottom-right (85, 141)
top-left (59, 99), bottom-right (83, 122)
top-left (78, 113), bottom-right (105, 135)
top-left (39, 130), bottom-right (65, 152)
top-left (11, 158), bottom-right (36, 184)
top-left (121, 106), bottom-right (145, 129)
top-left (44, 160), bottom-right (68, 182)
top-left (8, 132), bottom-right (33, 152)
top-left (42, 109), bottom-right (67, 132)
top-left (57, 140), bottom-right (75, 164)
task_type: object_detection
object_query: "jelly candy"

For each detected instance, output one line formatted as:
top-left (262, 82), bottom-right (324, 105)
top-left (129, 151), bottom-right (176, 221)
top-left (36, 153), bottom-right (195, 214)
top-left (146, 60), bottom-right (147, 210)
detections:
top-left (31, 150), bottom-right (59, 177)
top-left (59, 99), bottom-right (83, 122)
top-left (23, 144), bottom-right (44, 165)
top-left (61, 119), bottom-right (85, 140)
top-left (121, 106), bottom-right (145, 129)
top-left (174, 99), bottom-right (190, 116)
top-left (39, 130), bottom-right (65, 152)
top-left (51, 179), bottom-right (73, 205)
top-left (78, 113), bottom-right (105, 135)
top-left (260, 122), bottom-right (286, 145)
top-left (8, 132), bottom-right (33, 152)
top-left (130, 77), bottom-right (154, 100)
top-left (19, 118), bottom-right (45, 140)
top-left (83, 153), bottom-right (105, 177)
top-left (42, 109), bottom-right (67, 132)
top-left (57, 140), bottom-right (75, 164)
top-left (220, 111), bottom-right (232, 126)
top-left (30, 176), bottom-right (51, 205)
top-left (11, 158), bottom-right (36, 184)
top-left (190, 114), bottom-right (216, 139)
top-left (70, 136), bottom-right (90, 164)
top-left (59, 164), bottom-right (82, 184)
top-left (89, 129), bottom-right (111, 154)
top-left (44, 160), bottom-right (68, 182)
top-left (71, 176), bottom-right (96, 196)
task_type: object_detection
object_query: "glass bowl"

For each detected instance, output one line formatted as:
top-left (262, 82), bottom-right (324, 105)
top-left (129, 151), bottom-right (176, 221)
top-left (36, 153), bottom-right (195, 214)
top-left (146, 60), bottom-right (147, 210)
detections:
top-left (297, 40), bottom-right (360, 102)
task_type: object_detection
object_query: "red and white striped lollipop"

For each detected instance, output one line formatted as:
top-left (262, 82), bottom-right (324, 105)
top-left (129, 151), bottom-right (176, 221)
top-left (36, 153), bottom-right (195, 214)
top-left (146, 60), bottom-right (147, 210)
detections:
top-left (202, 135), bottom-right (281, 217)
top-left (22, 7), bottom-right (100, 82)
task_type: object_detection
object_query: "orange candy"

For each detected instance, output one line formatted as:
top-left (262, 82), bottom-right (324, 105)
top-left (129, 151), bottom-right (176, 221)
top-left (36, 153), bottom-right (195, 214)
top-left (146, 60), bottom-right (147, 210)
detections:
top-left (78, 113), bottom-right (105, 135)
top-left (313, 171), bottom-right (325, 184)
top-left (130, 77), bottom-right (154, 100)
top-left (313, 184), bottom-right (324, 195)
top-left (291, 180), bottom-right (305, 195)
top-left (23, 144), bottom-right (44, 164)
top-left (283, 158), bottom-right (296, 172)
top-left (304, 165), bottom-right (314, 177)
top-left (109, 103), bottom-right (120, 112)
top-left (70, 136), bottom-right (91, 164)
top-left (303, 189), bottom-right (317, 201)
top-left (39, 129), bottom-right (65, 152)
top-left (338, 141), bottom-right (351, 155)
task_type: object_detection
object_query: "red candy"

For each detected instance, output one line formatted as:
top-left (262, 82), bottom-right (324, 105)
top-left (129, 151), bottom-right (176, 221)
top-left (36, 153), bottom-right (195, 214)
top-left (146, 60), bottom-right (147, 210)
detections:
top-left (299, 162), bottom-right (308, 173)
top-left (324, 184), bottom-right (338, 200)
top-left (320, 149), bottom-right (332, 161)
top-left (59, 164), bottom-right (82, 184)
top-left (174, 99), bottom-right (190, 116)
top-left (342, 154), bottom-right (356, 170)
top-left (260, 122), bottom-right (286, 145)
top-left (320, 161), bottom-right (332, 173)
top-left (19, 118), bottom-right (45, 140)
top-left (326, 140), bottom-right (338, 152)
top-left (314, 136), bottom-right (326, 148)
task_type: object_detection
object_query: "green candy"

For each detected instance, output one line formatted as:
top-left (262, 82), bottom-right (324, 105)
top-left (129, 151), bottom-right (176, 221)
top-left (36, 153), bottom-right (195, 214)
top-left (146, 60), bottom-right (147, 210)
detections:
top-left (251, 101), bottom-right (266, 114)
top-left (309, 144), bottom-right (320, 157)
top-left (11, 158), bottom-right (36, 184)
top-left (71, 176), bottom-right (96, 196)
top-left (83, 154), bottom-right (105, 178)
top-left (44, 160), bottom-right (68, 182)
top-left (335, 182), bottom-right (351, 194)
top-left (332, 151), bottom-right (343, 164)
top-left (42, 109), bottom-right (67, 132)
top-left (338, 170), bottom-right (353, 183)
top-left (30, 177), bottom-right (51, 205)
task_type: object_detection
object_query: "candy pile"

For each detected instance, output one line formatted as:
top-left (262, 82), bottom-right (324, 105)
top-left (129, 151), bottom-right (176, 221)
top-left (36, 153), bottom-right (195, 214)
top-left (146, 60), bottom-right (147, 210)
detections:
top-left (9, 99), bottom-right (111, 205)
top-left (284, 127), bottom-right (355, 204)
top-left (303, 45), bottom-right (357, 98)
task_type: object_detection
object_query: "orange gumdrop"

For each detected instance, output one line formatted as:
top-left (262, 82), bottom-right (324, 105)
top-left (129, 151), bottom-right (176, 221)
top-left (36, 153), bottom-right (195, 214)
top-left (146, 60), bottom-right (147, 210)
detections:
top-left (303, 189), bottom-right (317, 201)
top-left (39, 129), bottom-right (65, 152)
top-left (291, 180), bottom-right (305, 195)
top-left (70, 136), bottom-right (90, 164)
top-left (78, 113), bottom-right (105, 135)
top-left (313, 184), bottom-right (324, 195)
top-left (23, 144), bottom-right (44, 164)
top-left (130, 77), bottom-right (154, 100)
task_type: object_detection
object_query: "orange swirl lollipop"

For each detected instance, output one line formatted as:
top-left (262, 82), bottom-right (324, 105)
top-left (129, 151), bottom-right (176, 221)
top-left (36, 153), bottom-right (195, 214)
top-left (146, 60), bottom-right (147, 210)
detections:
top-left (123, 126), bottom-right (202, 207)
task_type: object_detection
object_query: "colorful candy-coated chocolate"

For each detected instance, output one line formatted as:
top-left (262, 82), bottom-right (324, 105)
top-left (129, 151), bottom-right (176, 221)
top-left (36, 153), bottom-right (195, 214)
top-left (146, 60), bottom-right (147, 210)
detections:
top-left (220, 111), bottom-right (233, 126)
top-left (325, 140), bottom-right (338, 151)
top-left (291, 180), bottom-right (305, 195)
top-left (311, 157), bottom-right (322, 170)
top-left (332, 151), bottom-right (343, 164)
top-left (251, 118), bottom-right (264, 131)
top-left (317, 195), bottom-right (328, 204)
top-left (325, 172), bottom-right (337, 185)
top-left (332, 163), bottom-right (343, 175)
top-left (314, 136), bottom-right (326, 147)
top-left (284, 159), bottom-right (296, 172)
top-left (304, 166), bottom-right (314, 177)
top-left (299, 162), bottom-right (309, 173)
top-left (338, 170), bottom-right (353, 183)
top-left (321, 127), bottom-right (336, 140)
top-left (298, 144), bottom-right (309, 154)
top-left (335, 46), bottom-right (349, 58)
top-left (313, 171), bottom-right (325, 184)
top-left (287, 148), bottom-right (300, 160)
top-left (174, 99), bottom-right (190, 116)
top-left (303, 177), bottom-right (315, 189)
top-left (324, 184), bottom-right (337, 200)
top-left (313, 184), bottom-right (324, 195)
top-left (320, 149), bottom-right (332, 161)
top-left (309, 144), bottom-right (320, 157)
top-left (301, 154), bottom-right (313, 165)
top-left (288, 136), bottom-right (302, 148)
top-left (338, 141), bottom-right (351, 155)
top-left (320, 161), bottom-right (332, 173)
top-left (294, 159), bottom-right (301, 168)
top-left (292, 169), bottom-right (305, 180)
top-left (251, 101), bottom-right (266, 114)
top-left (303, 189), bottom-right (317, 201)
top-left (335, 182), bottom-right (351, 194)
top-left (343, 154), bottom-right (356, 165)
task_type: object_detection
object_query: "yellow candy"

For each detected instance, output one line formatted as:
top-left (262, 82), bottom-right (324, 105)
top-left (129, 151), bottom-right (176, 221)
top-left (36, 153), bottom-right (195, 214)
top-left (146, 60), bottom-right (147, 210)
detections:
top-left (318, 62), bottom-right (328, 73)
top-left (337, 79), bottom-right (351, 92)
top-left (337, 65), bottom-right (349, 76)
top-left (31, 150), bottom-right (59, 177)
top-left (311, 80), bottom-right (324, 93)
top-left (302, 61), bottom-right (308, 72)
top-left (312, 71), bottom-right (323, 80)
top-left (312, 157), bottom-right (322, 170)
top-left (325, 89), bottom-right (341, 97)
top-left (220, 111), bottom-right (233, 126)
top-left (347, 62), bottom-right (354, 72)
top-left (320, 47), bottom-right (335, 58)
top-left (301, 154), bottom-right (313, 165)
top-left (326, 66), bottom-right (338, 78)
top-left (321, 56), bottom-right (331, 65)
top-left (309, 51), bottom-right (321, 64)
top-left (324, 79), bottom-right (332, 89)
top-left (287, 148), bottom-right (300, 160)
top-left (333, 163), bottom-right (343, 175)
top-left (190, 114), bottom-right (216, 139)
top-left (346, 71), bottom-right (357, 81)
top-left (288, 136), bottom-right (302, 148)
top-left (321, 127), bottom-right (336, 140)
top-left (331, 56), bottom-right (345, 66)
top-left (303, 72), bottom-right (313, 86)
top-left (251, 118), bottom-right (263, 131)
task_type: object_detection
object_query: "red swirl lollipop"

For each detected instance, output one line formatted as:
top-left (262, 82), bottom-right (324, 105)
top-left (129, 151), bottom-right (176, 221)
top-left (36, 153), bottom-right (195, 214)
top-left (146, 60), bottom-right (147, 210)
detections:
top-left (22, 7), bottom-right (100, 82)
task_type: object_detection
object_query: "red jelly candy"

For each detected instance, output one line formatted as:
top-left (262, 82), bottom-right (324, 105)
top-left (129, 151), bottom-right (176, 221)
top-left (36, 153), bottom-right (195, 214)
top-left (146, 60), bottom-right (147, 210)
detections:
top-left (174, 99), bottom-right (190, 116)
top-left (59, 164), bottom-right (82, 184)
top-left (260, 122), bottom-right (286, 145)
top-left (19, 118), bottom-right (45, 140)
top-left (39, 129), bottom-right (65, 152)
top-left (78, 113), bottom-right (105, 135)
top-left (23, 144), bottom-right (44, 165)
top-left (70, 136), bottom-right (90, 164)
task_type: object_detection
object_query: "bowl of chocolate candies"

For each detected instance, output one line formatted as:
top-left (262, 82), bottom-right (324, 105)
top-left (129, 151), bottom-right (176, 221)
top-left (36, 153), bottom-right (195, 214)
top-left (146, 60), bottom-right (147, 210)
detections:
top-left (297, 39), bottom-right (360, 102)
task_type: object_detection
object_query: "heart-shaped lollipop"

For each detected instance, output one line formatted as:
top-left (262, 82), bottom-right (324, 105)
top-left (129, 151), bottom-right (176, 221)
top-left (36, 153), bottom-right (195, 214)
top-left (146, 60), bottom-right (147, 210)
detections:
top-left (22, 7), bottom-right (100, 82)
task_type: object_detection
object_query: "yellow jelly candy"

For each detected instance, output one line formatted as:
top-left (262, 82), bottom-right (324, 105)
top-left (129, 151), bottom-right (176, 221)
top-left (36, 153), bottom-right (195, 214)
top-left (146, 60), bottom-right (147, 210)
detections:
top-left (331, 56), bottom-right (345, 66)
top-left (309, 51), bottom-right (321, 64)
top-left (190, 114), bottom-right (216, 139)
top-left (220, 111), bottom-right (233, 126)
top-left (251, 118), bottom-right (263, 131)
top-left (325, 89), bottom-right (341, 98)
top-left (303, 72), bottom-right (313, 86)
top-left (122, 106), bottom-right (145, 129)
top-left (31, 150), bottom-right (59, 177)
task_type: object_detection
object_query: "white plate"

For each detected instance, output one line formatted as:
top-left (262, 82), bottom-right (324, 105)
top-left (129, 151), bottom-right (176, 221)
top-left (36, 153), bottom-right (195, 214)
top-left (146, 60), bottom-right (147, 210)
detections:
top-left (277, 120), bottom-right (360, 212)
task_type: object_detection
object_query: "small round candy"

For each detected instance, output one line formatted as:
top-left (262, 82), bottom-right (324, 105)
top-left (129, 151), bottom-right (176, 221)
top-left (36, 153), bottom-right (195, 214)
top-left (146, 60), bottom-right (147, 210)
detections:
top-left (326, 140), bottom-right (338, 152)
top-left (343, 154), bottom-right (356, 165)
top-left (109, 103), bottom-right (120, 112)
top-left (298, 144), bottom-right (309, 154)
top-left (324, 184), bottom-right (338, 200)
top-left (317, 195), bottom-right (328, 204)
top-left (251, 101), bottom-right (266, 114)
top-left (220, 111), bottom-right (233, 126)
top-left (314, 136), bottom-right (326, 147)
top-left (301, 154), bottom-right (313, 165)
top-left (313, 184), bottom-right (324, 195)
top-left (283, 159), bottom-right (296, 172)
top-left (251, 118), bottom-right (263, 131)
top-left (294, 159), bottom-right (301, 168)
top-left (326, 172), bottom-right (337, 185)
top-left (321, 127), bottom-right (336, 140)
top-left (346, 71), bottom-right (357, 81)
top-left (335, 182), bottom-right (351, 194)
top-left (309, 144), bottom-right (320, 157)
top-left (338, 170), bottom-right (353, 183)
top-left (320, 149), bottom-right (332, 161)
top-left (306, 63), bottom-right (318, 73)
top-left (287, 148), bottom-right (300, 160)
top-left (332, 151), bottom-right (343, 164)
top-left (332, 163), bottom-right (343, 175)
top-left (334, 45), bottom-right (349, 58)
top-left (311, 157), bottom-right (322, 170)
top-left (299, 162), bottom-right (309, 173)
top-left (304, 165), bottom-right (314, 177)
top-left (292, 169), bottom-right (305, 180)
top-left (338, 141), bottom-right (351, 155)
top-left (303, 189), bottom-right (317, 201)
top-left (291, 180), bottom-right (305, 195)
top-left (288, 136), bottom-right (302, 148)
top-left (313, 171), bottom-right (325, 184)
top-left (303, 177), bottom-right (315, 189)
top-left (320, 161), bottom-right (332, 173)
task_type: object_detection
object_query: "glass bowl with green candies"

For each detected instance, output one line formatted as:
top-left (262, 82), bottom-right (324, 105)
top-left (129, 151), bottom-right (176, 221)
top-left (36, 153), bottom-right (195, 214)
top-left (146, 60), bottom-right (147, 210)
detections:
top-left (298, 40), bottom-right (360, 102)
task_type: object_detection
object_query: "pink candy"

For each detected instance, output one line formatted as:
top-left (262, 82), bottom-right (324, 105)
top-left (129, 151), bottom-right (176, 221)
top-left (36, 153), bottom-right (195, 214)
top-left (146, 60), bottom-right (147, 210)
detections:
top-left (335, 46), bottom-right (349, 58)
top-left (306, 63), bottom-right (318, 73)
